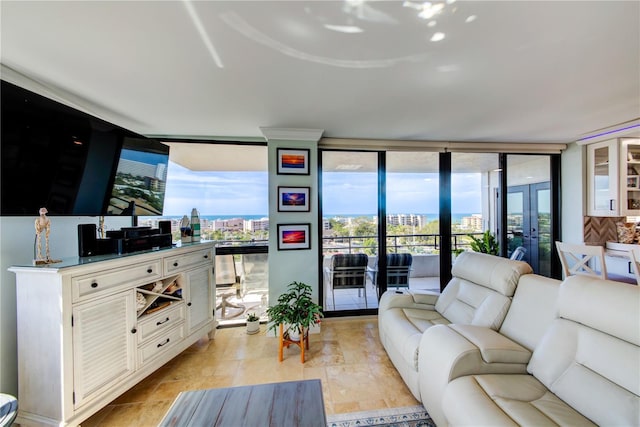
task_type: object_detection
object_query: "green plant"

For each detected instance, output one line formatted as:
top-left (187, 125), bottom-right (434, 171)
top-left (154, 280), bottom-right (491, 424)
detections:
top-left (246, 312), bottom-right (259, 322)
top-left (468, 230), bottom-right (499, 255)
top-left (266, 281), bottom-right (323, 337)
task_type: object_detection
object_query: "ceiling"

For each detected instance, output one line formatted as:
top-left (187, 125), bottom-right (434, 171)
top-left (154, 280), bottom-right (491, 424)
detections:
top-left (1, 0), bottom-right (639, 144)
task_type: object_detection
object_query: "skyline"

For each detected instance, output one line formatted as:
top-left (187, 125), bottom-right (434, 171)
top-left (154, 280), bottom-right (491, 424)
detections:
top-left (163, 161), bottom-right (484, 216)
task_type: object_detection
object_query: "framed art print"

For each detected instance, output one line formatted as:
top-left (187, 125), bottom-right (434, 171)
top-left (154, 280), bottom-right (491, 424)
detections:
top-left (277, 148), bottom-right (310, 175)
top-left (278, 186), bottom-right (310, 212)
top-left (277, 223), bottom-right (311, 250)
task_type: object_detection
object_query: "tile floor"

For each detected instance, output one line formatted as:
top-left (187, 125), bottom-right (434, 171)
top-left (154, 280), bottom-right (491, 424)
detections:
top-left (82, 316), bottom-right (419, 427)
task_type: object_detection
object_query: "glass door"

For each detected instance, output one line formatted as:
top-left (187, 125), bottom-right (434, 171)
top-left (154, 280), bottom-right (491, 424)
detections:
top-left (386, 152), bottom-right (440, 293)
top-left (506, 155), bottom-right (552, 276)
top-left (321, 151), bottom-right (379, 313)
top-left (450, 153), bottom-right (500, 277)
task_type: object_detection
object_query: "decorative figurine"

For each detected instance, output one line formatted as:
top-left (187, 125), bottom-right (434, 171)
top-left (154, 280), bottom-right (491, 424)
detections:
top-left (34, 207), bottom-right (61, 265)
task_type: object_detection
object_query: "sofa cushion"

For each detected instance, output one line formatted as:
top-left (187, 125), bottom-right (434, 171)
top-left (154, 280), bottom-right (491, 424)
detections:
top-left (442, 374), bottom-right (596, 426)
top-left (498, 274), bottom-right (561, 351)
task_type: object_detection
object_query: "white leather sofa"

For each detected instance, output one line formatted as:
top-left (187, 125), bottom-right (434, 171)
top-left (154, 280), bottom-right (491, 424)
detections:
top-left (419, 273), bottom-right (562, 425)
top-left (438, 275), bottom-right (640, 426)
top-left (378, 251), bottom-right (533, 400)
top-left (380, 249), bottom-right (640, 426)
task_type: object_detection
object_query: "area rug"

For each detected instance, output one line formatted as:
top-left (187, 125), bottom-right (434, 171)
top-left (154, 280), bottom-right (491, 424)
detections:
top-left (326, 405), bottom-right (435, 427)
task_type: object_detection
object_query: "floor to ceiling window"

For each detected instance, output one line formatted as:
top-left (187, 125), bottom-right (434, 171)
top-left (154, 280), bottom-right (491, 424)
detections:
top-left (451, 152), bottom-right (500, 256)
top-left (138, 142), bottom-right (269, 326)
top-left (321, 151), bottom-right (379, 313)
top-left (320, 148), bottom-right (561, 315)
top-left (386, 152), bottom-right (440, 293)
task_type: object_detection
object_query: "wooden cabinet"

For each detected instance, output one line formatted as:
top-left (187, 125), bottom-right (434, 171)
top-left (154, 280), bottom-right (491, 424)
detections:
top-left (10, 242), bottom-right (216, 427)
top-left (586, 137), bottom-right (640, 217)
top-left (72, 291), bottom-right (136, 409)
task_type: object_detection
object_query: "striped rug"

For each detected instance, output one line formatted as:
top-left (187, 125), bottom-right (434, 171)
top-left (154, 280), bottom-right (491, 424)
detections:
top-left (326, 405), bottom-right (435, 427)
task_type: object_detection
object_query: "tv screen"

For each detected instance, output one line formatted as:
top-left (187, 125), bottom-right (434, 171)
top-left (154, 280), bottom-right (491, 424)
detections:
top-left (106, 137), bottom-right (169, 216)
top-left (1, 80), bottom-right (169, 216)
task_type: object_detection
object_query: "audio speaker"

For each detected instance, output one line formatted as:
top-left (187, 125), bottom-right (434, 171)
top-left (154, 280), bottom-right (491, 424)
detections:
top-left (159, 220), bottom-right (171, 235)
top-left (78, 224), bottom-right (97, 257)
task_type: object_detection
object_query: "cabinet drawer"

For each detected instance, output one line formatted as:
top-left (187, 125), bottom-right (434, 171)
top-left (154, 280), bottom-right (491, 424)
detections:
top-left (73, 260), bottom-right (163, 302)
top-left (138, 325), bottom-right (185, 365)
top-left (137, 302), bottom-right (185, 343)
top-left (164, 248), bottom-right (213, 275)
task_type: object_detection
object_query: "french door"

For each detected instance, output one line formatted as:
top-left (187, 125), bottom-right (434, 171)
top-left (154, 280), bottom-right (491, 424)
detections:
top-left (507, 182), bottom-right (551, 275)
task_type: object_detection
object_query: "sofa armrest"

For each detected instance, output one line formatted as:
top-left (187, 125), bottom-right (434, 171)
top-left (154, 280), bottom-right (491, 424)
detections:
top-left (379, 289), bottom-right (439, 311)
top-left (448, 324), bottom-right (531, 364)
top-left (418, 324), bottom-right (530, 427)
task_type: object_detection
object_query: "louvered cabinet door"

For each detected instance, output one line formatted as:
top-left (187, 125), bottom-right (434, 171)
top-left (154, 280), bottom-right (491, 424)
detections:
top-left (72, 290), bottom-right (136, 409)
top-left (185, 266), bottom-right (213, 334)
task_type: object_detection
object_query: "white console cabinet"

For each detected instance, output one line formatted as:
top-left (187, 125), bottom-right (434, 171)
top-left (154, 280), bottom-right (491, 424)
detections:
top-left (9, 242), bottom-right (216, 427)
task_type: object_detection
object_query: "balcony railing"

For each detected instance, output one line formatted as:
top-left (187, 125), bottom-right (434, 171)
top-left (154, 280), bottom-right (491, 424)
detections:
top-left (322, 232), bottom-right (485, 255)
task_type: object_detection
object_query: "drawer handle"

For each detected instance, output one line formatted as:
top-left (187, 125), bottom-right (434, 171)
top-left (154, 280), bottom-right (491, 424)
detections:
top-left (131, 327), bottom-right (137, 334)
top-left (173, 262), bottom-right (179, 267)
top-left (147, 268), bottom-right (153, 274)
top-left (204, 254), bottom-right (209, 259)
top-left (187, 302), bottom-right (192, 307)
top-left (91, 282), bottom-right (98, 288)
top-left (156, 317), bottom-right (170, 326)
top-left (157, 338), bottom-right (170, 348)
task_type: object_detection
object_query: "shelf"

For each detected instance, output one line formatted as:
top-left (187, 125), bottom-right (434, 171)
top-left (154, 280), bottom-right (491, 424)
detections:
top-left (136, 275), bottom-right (182, 317)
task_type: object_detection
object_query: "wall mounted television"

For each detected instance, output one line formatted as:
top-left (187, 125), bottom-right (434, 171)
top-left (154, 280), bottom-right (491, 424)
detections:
top-left (1, 80), bottom-right (169, 216)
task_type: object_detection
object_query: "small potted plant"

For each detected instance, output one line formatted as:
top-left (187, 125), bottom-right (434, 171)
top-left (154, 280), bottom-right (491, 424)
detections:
top-left (246, 312), bottom-right (260, 335)
top-left (266, 281), bottom-right (323, 341)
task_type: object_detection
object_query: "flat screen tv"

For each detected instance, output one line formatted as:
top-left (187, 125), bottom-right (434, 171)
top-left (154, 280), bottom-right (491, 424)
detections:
top-left (106, 137), bottom-right (169, 216)
top-left (1, 80), bottom-right (169, 216)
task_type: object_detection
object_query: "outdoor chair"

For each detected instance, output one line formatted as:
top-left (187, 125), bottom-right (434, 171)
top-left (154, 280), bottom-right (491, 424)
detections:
top-left (368, 253), bottom-right (413, 290)
top-left (326, 253), bottom-right (369, 309)
top-left (240, 253), bottom-right (269, 309)
top-left (215, 254), bottom-right (245, 319)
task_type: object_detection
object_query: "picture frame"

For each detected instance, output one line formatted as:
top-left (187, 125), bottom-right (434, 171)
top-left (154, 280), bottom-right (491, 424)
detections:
top-left (277, 186), bottom-right (310, 212)
top-left (628, 176), bottom-right (639, 189)
top-left (277, 148), bottom-right (310, 175)
top-left (277, 223), bottom-right (311, 250)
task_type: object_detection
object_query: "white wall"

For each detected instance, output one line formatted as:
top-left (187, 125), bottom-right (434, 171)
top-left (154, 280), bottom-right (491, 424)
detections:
top-left (560, 142), bottom-right (585, 243)
top-left (267, 140), bottom-right (320, 308)
top-left (0, 216), bottom-right (131, 395)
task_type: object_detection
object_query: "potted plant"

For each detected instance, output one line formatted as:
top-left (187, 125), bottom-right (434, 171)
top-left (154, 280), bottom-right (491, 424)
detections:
top-left (266, 281), bottom-right (323, 341)
top-left (246, 312), bottom-right (260, 335)
top-left (468, 230), bottom-right (499, 255)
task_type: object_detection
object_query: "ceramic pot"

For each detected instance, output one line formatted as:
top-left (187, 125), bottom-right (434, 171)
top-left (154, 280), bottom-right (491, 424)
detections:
top-left (246, 319), bottom-right (260, 335)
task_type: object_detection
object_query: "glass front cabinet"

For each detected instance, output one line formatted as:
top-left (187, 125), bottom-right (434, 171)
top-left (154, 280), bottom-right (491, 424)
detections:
top-left (586, 138), bottom-right (640, 217)
top-left (621, 138), bottom-right (640, 215)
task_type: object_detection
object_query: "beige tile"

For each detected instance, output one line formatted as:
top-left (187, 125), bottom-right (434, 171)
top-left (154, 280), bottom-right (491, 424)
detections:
top-left (82, 317), bottom-right (416, 427)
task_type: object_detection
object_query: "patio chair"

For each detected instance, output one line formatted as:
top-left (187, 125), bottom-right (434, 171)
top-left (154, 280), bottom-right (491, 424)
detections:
top-left (510, 246), bottom-right (527, 261)
top-left (368, 253), bottom-right (413, 290)
top-left (240, 253), bottom-right (269, 308)
top-left (215, 254), bottom-right (245, 319)
top-left (326, 253), bottom-right (369, 309)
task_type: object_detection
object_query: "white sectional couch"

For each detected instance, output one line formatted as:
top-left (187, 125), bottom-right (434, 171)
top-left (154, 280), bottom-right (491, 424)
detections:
top-left (379, 252), bottom-right (640, 426)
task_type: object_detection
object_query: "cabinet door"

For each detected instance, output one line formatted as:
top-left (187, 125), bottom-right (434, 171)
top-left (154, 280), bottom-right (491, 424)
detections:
top-left (620, 138), bottom-right (640, 215)
top-left (184, 266), bottom-right (213, 334)
top-left (587, 140), bottom-right (619, 216)
top-left (72, 291), bottom-right (136, 409)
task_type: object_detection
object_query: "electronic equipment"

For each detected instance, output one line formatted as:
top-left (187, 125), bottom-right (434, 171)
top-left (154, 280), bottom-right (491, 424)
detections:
top-left (1, 80), bottom-right (169, 216)
top-left (78, 224), bottom-right (172, 257)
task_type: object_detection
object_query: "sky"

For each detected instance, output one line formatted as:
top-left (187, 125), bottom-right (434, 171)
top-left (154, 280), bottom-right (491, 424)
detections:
top-left (163, 161), bottom-right (483, 216)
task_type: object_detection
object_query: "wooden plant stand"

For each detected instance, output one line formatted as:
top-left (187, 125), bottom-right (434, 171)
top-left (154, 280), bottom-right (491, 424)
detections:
top-left (278, 323), bottom-right (309, 363)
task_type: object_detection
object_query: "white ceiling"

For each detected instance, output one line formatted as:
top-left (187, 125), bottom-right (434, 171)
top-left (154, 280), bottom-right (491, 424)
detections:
top-left (1, 0), bottom-right (639, 144)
